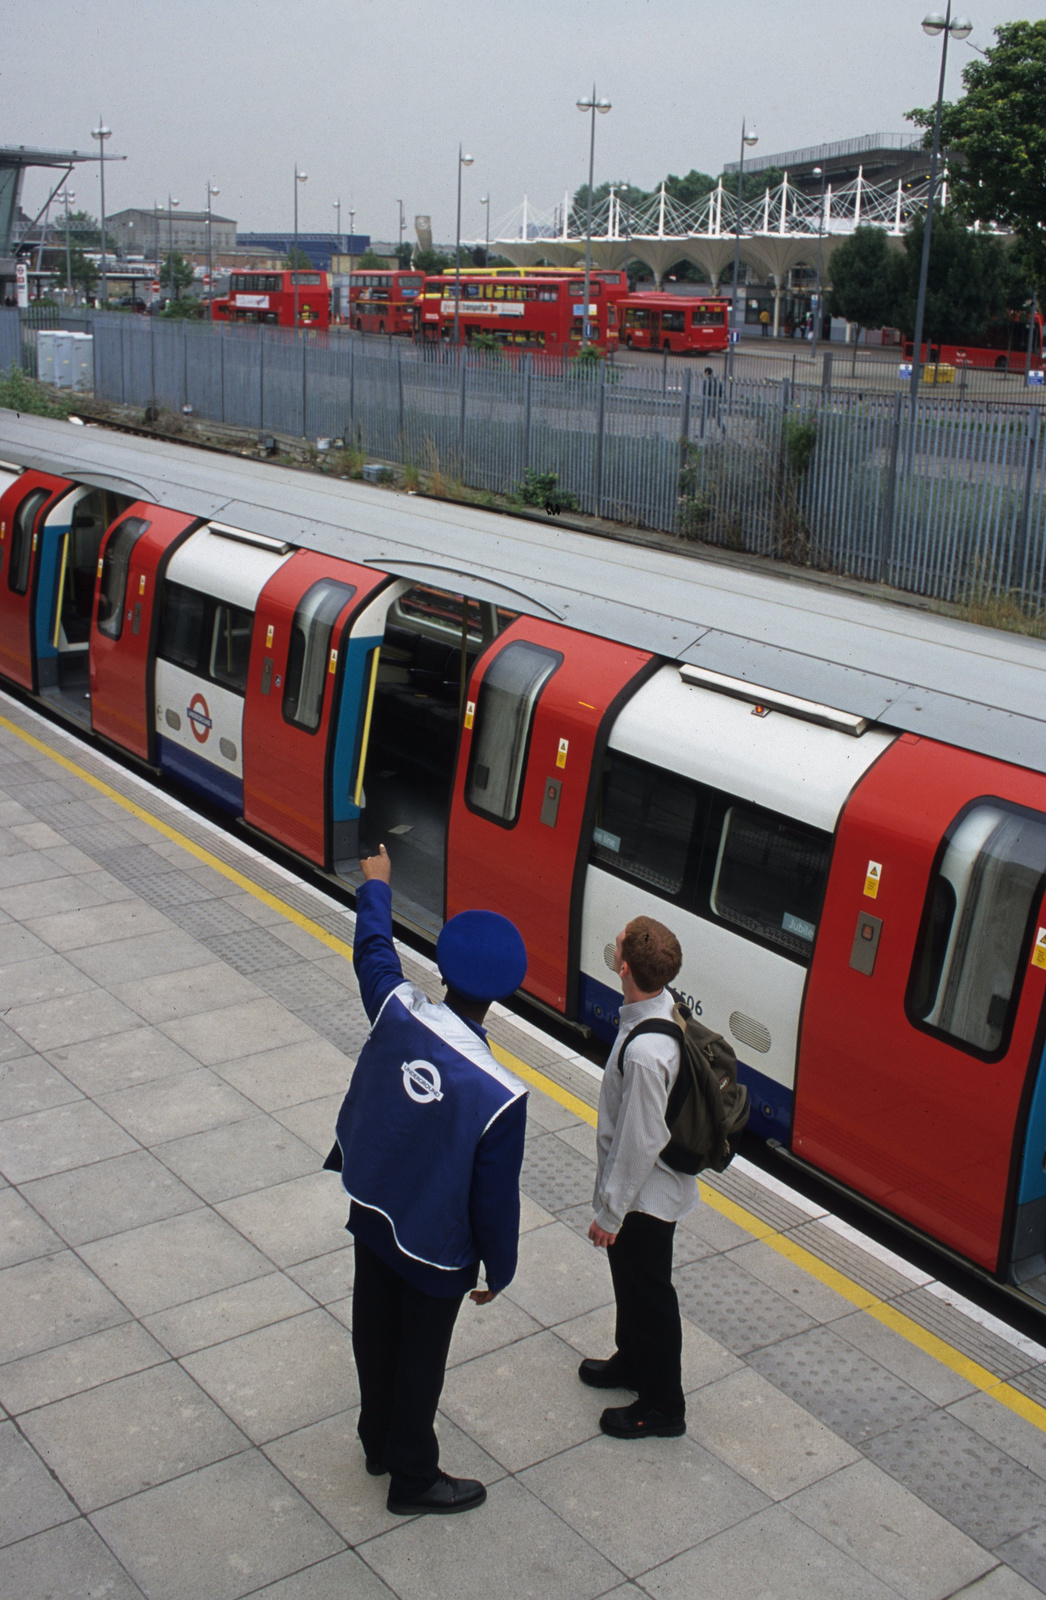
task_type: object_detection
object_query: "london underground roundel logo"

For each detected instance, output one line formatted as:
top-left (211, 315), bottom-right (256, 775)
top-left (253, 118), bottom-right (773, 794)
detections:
top-left (187, 694), bottom-right (212, 743)
top-left (401, 1060), bottom-right (443, 1104)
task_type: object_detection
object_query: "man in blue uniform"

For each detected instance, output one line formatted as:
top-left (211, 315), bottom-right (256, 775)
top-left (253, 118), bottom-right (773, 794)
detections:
top-left (325, 845), bottom-right (528, 1516)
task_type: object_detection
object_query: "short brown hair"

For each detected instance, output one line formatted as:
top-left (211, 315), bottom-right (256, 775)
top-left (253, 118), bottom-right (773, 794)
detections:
top-left (621, 916), bottom-right (682, 993)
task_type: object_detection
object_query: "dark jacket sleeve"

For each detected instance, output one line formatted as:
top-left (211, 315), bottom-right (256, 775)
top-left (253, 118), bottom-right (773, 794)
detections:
top-left (353, 878), bottom-right (405, 1022)
top-left (469, 1094), bottom-right (528, 1294)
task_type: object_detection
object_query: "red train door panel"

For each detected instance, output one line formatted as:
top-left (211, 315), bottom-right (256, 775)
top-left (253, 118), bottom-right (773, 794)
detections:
top-left (795, 734), bottom-right (1046, 1272)
top-left (90, 504), bottom-right (198, 760)
top-left (0, 472), bottom-right (72, 690)
top-left (242, 551), bottom-right (387, 867)
top-left (446, 618), bottom-right (652, 1014)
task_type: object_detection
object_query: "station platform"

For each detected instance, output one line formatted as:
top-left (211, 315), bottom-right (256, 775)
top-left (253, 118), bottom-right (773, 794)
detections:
top-left (0, 690), bottom-right (1045, 1600)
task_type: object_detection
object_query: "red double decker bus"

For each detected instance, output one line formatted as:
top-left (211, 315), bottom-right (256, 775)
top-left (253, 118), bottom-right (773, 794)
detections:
top-left (348, 270), bottom-right (425, 335)
top-left (618, 294), bottom-right (730, 354)
top-left (415, 273), bottom-right (626, 350)
top-left (211, 270), bottom-right (332, 329)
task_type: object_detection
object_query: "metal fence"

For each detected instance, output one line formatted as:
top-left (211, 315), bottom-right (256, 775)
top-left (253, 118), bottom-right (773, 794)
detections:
top-left (3, 307), bottom-right (1045, 614)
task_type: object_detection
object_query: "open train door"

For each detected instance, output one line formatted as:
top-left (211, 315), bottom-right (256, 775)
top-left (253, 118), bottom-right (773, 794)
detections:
top-left (446, 617), bottom-right (653, 1017)
top-left (0, 470), bottom-right (73, 690)
top-left (794, 734), bottom-right (1046, 1280)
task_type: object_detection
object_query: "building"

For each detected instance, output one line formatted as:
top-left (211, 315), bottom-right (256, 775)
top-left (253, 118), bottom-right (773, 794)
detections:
top-left (722, 132), bottom-right (931, 196)
top-left (108, 208), bottom-right (237, 258)
top-left (236, 233), bottom-right (369, 270)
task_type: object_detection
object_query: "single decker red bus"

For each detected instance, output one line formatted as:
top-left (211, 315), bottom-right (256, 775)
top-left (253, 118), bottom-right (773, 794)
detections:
top-left (618, 294), bottom-right (730, 355)
top-left (211, 270), bottom-right (332, 330)
top-left (904, 310), bottom-right (1044, 373)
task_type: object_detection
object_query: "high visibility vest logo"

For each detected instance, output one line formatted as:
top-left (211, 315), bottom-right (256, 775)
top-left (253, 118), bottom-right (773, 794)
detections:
top-left (401, 1060), bottom-right (443, 1103)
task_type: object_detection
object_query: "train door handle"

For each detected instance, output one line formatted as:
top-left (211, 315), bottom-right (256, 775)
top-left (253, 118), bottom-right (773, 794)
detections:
top-left (260, 657), bottom-right (274, 695)
top-left (849, 911), bottom-right (883, 975)
top-left (131, 603), bottom-right (142, 635)
top-left (541, 777), bottom-right (562, 828)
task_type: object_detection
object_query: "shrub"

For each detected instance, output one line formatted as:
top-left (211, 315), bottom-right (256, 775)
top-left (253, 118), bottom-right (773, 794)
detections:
top-left (0, 366), bottom-right (77, 419)
top-left (512, 468), bottom-right (579, 513)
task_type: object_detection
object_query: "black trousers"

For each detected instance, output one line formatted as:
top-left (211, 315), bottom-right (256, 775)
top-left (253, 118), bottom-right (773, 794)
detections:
top-left (607, 1210), bottom-right (684, 1418)
top-left (351, 1240), bottom-right (465, 1499)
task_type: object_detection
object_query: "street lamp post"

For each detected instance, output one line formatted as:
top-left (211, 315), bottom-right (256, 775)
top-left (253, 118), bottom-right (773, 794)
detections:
top-left (91, 118), bottom-right (111, 304)
top-left (57, 188), bottom-right (75, 305)
top-left (396, 199), bottom-right (405, 257)
top-left (909, 5), bottom-right (973, 403)
top-left (293, 166), bottom-right (308, 328)
top-left (576, 86), bottom-right (612, 347)
top-left (167, 196), bottom-right (180, 301)
top-left (454, 145), bottom-right (474, 348)
top-left (479, 194), bottom-right (490, 263)
top-left (812, 165), bottom-right (827, 346)
top-left (205, 183), bottom-right (219, 306)
top-left (727, 120), bottom-right (758, 378)
top-left (333, 197), bottom-right (341, 253)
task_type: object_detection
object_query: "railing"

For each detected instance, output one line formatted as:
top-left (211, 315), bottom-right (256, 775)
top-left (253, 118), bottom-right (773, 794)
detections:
top-left (2, 307), bottom-right (1044, 617)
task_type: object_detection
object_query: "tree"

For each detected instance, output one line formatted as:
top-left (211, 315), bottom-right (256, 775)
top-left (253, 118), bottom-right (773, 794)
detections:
top-left (159, 252), bottom-right (194, 300)
top-left (908, 20), bottom-right (1046, 292)
top-left (894, 206), bottom-right (1010, 347)
top-left (283, 247), bottom-right (312, 270)
top-left (63, 209), bottom-right (116, 252)
top-left (355, 250), bottom-right (388, 269)
top-left (53, 246), bottom-right (97, 300)
top-left (826, 226), bottom-right (904, 371)
top-left (413, 248), bottom-right (454, 274)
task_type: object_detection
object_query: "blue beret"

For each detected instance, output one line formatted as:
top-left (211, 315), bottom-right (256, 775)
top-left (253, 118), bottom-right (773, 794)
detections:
top-left (437, 910), bottom-right (528, 1002)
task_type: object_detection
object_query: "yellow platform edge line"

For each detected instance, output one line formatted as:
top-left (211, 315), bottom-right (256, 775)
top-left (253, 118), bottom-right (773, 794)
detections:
top-left (6, 708), bottom-right (1046, 1439)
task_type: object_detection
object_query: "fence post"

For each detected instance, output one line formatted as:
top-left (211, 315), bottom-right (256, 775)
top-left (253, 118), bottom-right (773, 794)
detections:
top-left (594, 365), bottom-right (607, 518)
top-left (821, 349), bottom-right (833, 393)
top-left (219, 325), bottom-right (225, 424)
top-left (259, 334), bottom-right (265, 431)
top-left (182, 322), bottom-right (189, 411)
top-left (458, 355), bottom-right (467, 476)
top-left (1013, 406), bottom-right (1041, 596)
top-left (877, 390), bottom-right (904, 585)
top-left (120, 320), bottom-right (126, 405)
top-left (397, 344), bottom-right (405, 438)
top-left (349, 335), bottom-right (356, 442)
top-left (679, 366), bottom-right (692, 471)
top-left (150, 313), bottom-right (156, 409)
top-left (301, 337), bottom-right (308, 439)
top-left (522, 360), bottom-right (532, 477)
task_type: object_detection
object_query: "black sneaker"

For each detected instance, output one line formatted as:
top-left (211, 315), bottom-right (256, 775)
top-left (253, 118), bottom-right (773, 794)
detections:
top-left (365, 1458), bottom-right (386, 1476)
top-left (600, 1401), bottom-right (686, 1439)
top-left (387, 1471), bottom-right (487, 1516)
top-left (578, 1356), bottom-right (638, 1391)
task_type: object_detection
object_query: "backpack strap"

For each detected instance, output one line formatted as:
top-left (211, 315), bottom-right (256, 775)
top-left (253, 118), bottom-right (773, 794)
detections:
top-left (618, 1017), bottom-right (683, 1072)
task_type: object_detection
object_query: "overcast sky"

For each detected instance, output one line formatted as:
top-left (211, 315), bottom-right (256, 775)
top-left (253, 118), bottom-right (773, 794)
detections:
top-left (8, 1), bottom-right (1046, 247)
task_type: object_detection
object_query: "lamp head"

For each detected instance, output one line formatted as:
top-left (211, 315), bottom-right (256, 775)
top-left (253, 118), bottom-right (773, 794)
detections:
top-left (92, 122), bottom-right (111, 141)
top-left (297, 171), bottom-right (308, 183)
top-left (922, 12), bottom-right (947, 34)
top-left (744, 131), bottom-right (758, 149)
top-left (950, 16), bottom-right (973, 39)
top-left (480, 194), bottom-right (489, 204)
top-left (596, 98), bottom-right (611, 113)
top-left (812, 166), bottom-right (823, 176)
top-left (209, 185), bottom-right (220, 197)
top-left (461, 153), bottom-right (473, 166)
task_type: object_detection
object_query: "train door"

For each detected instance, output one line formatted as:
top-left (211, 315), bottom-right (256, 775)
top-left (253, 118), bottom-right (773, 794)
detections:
top-left (446, 619), bottom-right (652, 1014)
top-left (90, 505), bottom-right (199, 759)
top-left (33, 485), bottom-right (134, 724)
top-left (153, 524), bottom-right (293, 814)
top-left (241, 551), bottom-right (389, 867)
top-left (0, 470), bottom-right (72, 690)
top-left (794, 734), bottom-right (1046, 1276)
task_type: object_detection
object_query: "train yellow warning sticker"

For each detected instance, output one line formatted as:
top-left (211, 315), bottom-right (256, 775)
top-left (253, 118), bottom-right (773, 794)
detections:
top-left (1033, 928), bottom-right (1046, 971)
top-left (96, 557), bottom-right (104, 576)
top-left (864, 861), bottom-right (882, 899)
top-left (328, 648), bottom-right (338, 674)
top-left (464, 700), bottom-right (475, 731)
top-left (138, 574), bottom-right (146, 595)
top-left (266, 624), bottom-right (274, 648)
top-left (556, 738), bottom-right (569, 769)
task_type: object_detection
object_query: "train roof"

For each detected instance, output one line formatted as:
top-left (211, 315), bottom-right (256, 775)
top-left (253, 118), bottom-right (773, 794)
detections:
top-left (2, 411), bottom-right (1044, 776)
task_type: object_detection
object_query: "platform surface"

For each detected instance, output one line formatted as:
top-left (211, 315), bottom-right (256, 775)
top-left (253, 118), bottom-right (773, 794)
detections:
top-left (0, 691), bottom-right (1045, 1600)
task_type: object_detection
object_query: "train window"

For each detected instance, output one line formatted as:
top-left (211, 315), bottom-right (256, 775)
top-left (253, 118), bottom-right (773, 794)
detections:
top-left (7, 488), bottom-right (48, 595)
top-left (396, 586), bottom-right (485, 642)
top-left (465, 640), bottom-right (561, 826)
top-left (710, 804), bottom-right (831, 958)
top-left (907, 800), bottom-right (1046, 1058)
top-left (159, 582), bottom-right (207, 672)
top-left (283, 579), bottom-right (357, 732)
top-left (210, 602), bottom-right (254, 693)
top-left (591, 752), bottom-right (699, 898)
top-left (97, 517), bottom-right (149, 640)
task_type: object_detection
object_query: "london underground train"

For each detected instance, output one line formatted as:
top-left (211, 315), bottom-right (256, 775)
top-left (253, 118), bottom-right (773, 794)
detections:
top-left (0, 412), bottom-right (1045, 1310)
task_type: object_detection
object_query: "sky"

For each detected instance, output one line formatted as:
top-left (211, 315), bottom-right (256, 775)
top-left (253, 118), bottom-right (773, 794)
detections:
top-left (7, 0), bottom-right (1046, 248)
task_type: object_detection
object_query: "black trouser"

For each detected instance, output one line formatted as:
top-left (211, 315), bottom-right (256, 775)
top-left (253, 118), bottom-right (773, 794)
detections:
top-left (607, 1210), bottom-right (684, 1418)
top-left (351, 1240), bottom-right (465, 1499)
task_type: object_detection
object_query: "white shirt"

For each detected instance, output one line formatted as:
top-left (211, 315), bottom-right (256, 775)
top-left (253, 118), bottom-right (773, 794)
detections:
top-left (593, 988), bottom-right (699, 1234)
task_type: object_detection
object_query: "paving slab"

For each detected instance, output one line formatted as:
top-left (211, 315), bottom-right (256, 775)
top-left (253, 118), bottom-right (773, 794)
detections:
top-left (748, 1322), bottom-right (936, 1444)
top-left (0, 1250), bottom-right (129, 1362)
top-left (44, 1026), bottom-right (204, 1096)
top-left (143, 1272), bottom-right (317, 1358)
top-left (113, 962), bottom-right (270, 1026)
top-left (440, 1330), bottom-right (602, 1472)
top-left (217, 1171), bottom-right (348, 1269)
top-left (22, 1148), bottom-right (202, 1245)
top-left (503, 1219), bottom-right (615, 1327)
top-left (684, 1366), bottom-right (860, 1498)
top-left (215, 1038), bottom-right (352, 1112)
top-left (0, 1418), bottom-right (78, 1545)
top-left (239, 1550), bottom-right (398, 1599)
top-left (79, 1207), bottom-right (273, 1316)
top-left (162, 999), bottom-right (317, 1066)
top-left (154, 1112), bottom-right (320, 1202)
top-left (0, 1518), bottom-right (146, 1600)
top-left (0, 1320), bottom-right (168, 1416)
top-left (99, 1066), bottom-right (259, 1146)
top-left (3, 987), bottom-right (144, 1054)
top-left (0, 1050), bottom-right (83, 1119)
top-left (0, 1184), bottom-right (64, 1266)
top-left (0, 949), bottom-right (95, 1007)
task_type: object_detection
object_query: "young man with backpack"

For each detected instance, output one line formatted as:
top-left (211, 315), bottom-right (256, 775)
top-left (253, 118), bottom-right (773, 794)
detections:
top-left (582, 915), bottom-right (695, 1439)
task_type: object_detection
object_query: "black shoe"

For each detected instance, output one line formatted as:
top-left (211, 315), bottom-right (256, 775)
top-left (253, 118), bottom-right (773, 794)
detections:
top-left (365, 1458), bottom-right (386, 1476)
top-left (387, 1471), bottom-right (487, 1516)
top-left (600, 1401), bottom-right (686, 1439)
top-left (578, 1356), bottom-right (637, 1391)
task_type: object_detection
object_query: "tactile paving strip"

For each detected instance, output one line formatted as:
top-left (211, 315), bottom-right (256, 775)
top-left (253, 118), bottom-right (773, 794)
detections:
top-left (748, 1323), bottom-right (935, 1443)
top-left (674, 1254), bottom-right (817, 1355)
top-left (520, 1131), bottom-right (597, 1213)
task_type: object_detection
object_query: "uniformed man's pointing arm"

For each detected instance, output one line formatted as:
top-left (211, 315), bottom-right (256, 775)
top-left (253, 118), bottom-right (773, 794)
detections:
top-left (354, 846), bottom-right (405, 1021)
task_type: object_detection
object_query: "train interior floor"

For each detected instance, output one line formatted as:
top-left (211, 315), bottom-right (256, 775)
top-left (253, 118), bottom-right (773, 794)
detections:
top-left (1, 691), bottom-right (1046, 1600)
